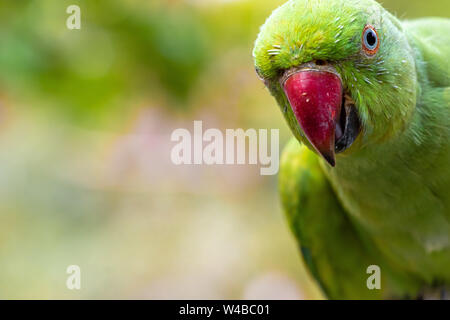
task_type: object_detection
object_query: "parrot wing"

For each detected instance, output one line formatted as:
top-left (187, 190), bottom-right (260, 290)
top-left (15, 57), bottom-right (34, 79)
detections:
top-left (279, 138), bottom-right (422, 299)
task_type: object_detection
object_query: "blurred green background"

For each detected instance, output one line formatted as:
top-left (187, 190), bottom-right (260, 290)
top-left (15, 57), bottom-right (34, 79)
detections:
top-left (0, 0), bottom-right (448, 299)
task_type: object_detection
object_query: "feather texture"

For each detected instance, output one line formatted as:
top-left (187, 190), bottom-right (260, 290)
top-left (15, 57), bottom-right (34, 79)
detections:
top-left (254, 0), bottom-right (450, 299)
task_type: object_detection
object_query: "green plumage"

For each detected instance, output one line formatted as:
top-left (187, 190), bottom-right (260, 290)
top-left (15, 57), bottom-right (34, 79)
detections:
top-left (254, 0), bottom-right (450, 299)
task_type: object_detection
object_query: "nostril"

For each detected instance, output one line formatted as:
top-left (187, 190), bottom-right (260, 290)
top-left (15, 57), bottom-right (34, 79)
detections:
top-left (315, 60), bottom-right (327, 66)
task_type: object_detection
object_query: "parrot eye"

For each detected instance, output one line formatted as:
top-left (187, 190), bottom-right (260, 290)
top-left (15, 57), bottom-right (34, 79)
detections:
top-left (362, 25), bottom-right (379, 56)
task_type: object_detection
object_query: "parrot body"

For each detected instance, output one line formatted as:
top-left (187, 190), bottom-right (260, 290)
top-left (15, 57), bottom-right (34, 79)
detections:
top-left (253, 0), bottom-right (449, 299)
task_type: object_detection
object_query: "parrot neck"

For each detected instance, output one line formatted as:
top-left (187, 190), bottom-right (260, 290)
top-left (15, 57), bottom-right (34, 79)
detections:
top-left (323, 78), bottom-right (449, 220)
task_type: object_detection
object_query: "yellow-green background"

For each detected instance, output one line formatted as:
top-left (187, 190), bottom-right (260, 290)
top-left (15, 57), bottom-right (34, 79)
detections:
top-left (0, 0), bottom-right (447, 299)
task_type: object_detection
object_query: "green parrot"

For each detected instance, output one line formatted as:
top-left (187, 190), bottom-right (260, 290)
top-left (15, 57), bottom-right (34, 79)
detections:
top-left (253, 0), bottom-right (449, 299)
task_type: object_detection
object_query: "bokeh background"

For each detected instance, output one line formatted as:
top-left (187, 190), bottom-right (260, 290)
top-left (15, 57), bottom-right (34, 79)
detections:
top-left (0, 0), bottom-right (447, 299)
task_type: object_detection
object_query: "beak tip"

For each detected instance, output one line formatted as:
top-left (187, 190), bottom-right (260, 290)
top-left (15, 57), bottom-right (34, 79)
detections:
top-left (321, 152), bottom-right (336, 167)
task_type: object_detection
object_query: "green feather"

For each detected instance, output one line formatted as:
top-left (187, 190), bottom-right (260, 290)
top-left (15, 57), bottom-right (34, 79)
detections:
top-left (255, 0), bottom-right (450, 299)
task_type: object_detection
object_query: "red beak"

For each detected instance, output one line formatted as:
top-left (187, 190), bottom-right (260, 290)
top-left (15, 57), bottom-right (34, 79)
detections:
top-left (283, 69), bottom-right (343, 166)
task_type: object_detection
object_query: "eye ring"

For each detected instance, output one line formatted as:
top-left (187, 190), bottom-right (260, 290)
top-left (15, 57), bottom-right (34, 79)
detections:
top-left (362, 25), bottom-right (379, 56)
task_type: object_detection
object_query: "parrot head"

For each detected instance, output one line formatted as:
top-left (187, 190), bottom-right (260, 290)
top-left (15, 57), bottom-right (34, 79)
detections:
top-left (253, 0), bottom-right (417, 166)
